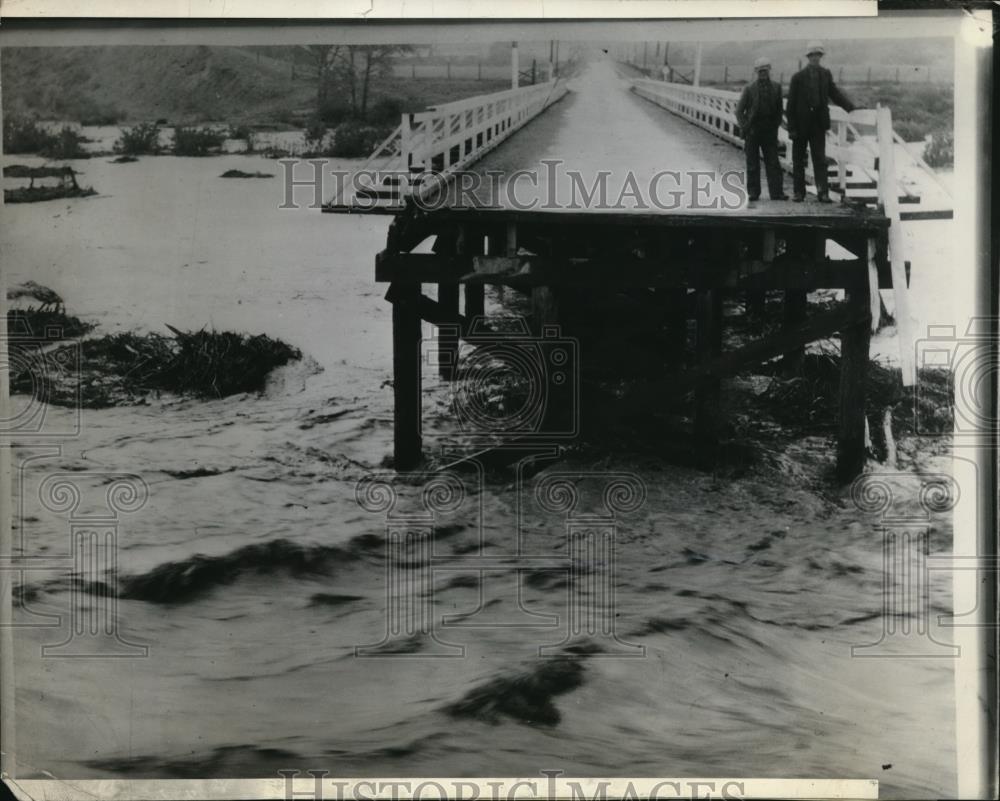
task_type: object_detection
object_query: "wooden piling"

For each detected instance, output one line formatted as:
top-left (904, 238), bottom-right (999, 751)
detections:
top-left (438, 226), bottom-right (467, 379)
top-left (694, 289), bottom-right (723, 445)
top-left (837, 277), bottom-right (872, 482)
top-left (748, 230), bottom-right (774, 322)
top-left (665, 288), bottom-right (688, 360)
top-left (437, 282), bottom-right (460, 379)
top-left (531, 286), bottom-right (559, 335)
top-left (390, 282), bottom-right (423, 469)
top-left (464, 228), bottom-right (486, 329)
top-left (746, 290), bottom-right (766, 321)
top-left (783, 289), bottom-right (808, 370)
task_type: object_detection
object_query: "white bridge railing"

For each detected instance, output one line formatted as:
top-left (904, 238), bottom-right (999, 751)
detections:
top-left (629, 76), bottom-right (956, 387)
top-left (629, 77), bottom-right (886, 200)
top-left (405, 79), bottom-right (567, 185)
top-left (329, 79), bottom-right (568, 208)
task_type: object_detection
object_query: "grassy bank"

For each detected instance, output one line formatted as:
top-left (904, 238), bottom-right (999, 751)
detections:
top-left (1, 46), bottom-right (513, 128)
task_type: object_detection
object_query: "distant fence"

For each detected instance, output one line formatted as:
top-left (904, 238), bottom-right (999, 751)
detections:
top-left (627, 61), bottom-right (951, 85)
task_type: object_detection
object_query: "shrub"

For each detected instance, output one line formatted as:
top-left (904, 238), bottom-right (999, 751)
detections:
top-left (330, 120), bottom-right (394, 158)
top-left (227, 123), bottom-right (256, 153)
top-left (172, 126), bottom-right (225, 156)
top-left (317, 99), bottom-right (354, 126)
top-left (923, 130), bottom-right (954, 168)
top-left (367, 96), bottom-right (405, 125)
top-left (40, 127), bottom-right (89, 159)
top-left (3, 116), bottom-right (57, 154)
top-left (115, 123), bottom-right (162, 155)
top-left (301, 118), bottom-right (332, 156)
top-left (227, 122), bottom-right (253, 140)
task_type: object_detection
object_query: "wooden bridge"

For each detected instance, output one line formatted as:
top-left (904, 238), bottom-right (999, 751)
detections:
top-left (325, 57), bottom-right (952, 481)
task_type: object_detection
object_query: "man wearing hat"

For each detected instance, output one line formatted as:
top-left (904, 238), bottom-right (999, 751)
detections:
top-left (736, 56), bottom-right (788, 201)
top-left (786, 41), bottom-right (856, 202)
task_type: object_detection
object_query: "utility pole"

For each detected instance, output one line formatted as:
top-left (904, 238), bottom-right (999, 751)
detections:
top-left (693, 43), bottom-right (703, 87)
top-left (511, 41), bottom-right (519, 89)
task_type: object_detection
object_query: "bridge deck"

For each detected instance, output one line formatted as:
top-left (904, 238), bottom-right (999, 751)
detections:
top-left (426, 59), bottom-right (886, 228)
top-left (377, 58), bottom-right (893, 481)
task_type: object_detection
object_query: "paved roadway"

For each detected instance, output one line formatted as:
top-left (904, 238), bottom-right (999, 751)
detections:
top-left (438, 56), bottom-right (873, 222)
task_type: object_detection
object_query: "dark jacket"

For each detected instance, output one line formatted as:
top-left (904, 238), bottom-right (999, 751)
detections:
top-left (736, 78), bottom-right (783, 135)
top-left (785, 65), bottom-right (855, 136)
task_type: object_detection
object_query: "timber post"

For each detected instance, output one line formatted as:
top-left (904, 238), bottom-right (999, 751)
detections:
top-left (782, 231), bottom-right (818, 370)
top-left (464, 227), bottom-right (486, 330)
top-left (374, 205), bottom-right (892, 482)
top-left (836, 263), bottom-right (873, 482)
top-left (783, 289), bottom-right (808, 369)
top-left (694, 288), bottom-right (723, 448)
top-left (436, 225), bottom-right (463, 380)
top-left (664, 288), bottom-right (688, 360)
top-left (390, 281), bottom-right (423, 469)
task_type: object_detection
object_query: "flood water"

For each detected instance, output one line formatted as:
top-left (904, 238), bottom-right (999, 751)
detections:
top-left (2, 132), bottom-right (958, 796)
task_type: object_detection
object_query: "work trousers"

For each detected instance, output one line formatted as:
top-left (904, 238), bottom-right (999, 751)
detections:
top-left (743, 127), bottom-right (784, 199)
top-left (792, 125), bottom-right (829, 198)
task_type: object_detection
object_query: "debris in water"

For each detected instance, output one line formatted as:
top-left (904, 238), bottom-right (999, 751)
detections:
top-left (220, 169), bottom-right (274, 179)
top-left (445, 656), bottom-right (586, 726)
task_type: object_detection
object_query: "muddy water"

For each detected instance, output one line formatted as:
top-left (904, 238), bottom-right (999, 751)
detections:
top-left (3, 147), bottom-right (956, 796)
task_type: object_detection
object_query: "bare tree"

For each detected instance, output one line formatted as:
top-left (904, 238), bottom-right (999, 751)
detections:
top-left (297, 45), bottom-right (342, 116)
top-left (337, 45), bottom-right (411, 119)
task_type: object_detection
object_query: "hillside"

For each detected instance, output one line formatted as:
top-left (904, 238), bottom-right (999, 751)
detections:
top-left (0, 45), bottom-right (511, 127)
top-left (1, 45), bottom-right (314, 124)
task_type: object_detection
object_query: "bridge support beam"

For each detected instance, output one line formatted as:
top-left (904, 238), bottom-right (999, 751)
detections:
top-left (663, 288), bottom-right (688, 363)
top-left (464, 228), bottom-right (486, 329)
top-left (783, 289), bottom-right (808, 369)
top-left (836, 274), bottom-right (873, 483)
top-left (437, 282), bottom-right (460, 380)
top-left (390, 281), bottom-right (423, 469)
top-left (379, 211), bottom-right (888, 482)
top-left (694, 288), bottom-right (723, 447)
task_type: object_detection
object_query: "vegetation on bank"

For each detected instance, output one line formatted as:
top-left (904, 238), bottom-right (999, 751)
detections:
top-left (1, 45), bottom-right (511, 132)
top-left (171, 126), bottom-right (226, 156)
top-left (114, 122), bottom-right (163, 155)
top-left (3, 116), bottom-right (89, 159)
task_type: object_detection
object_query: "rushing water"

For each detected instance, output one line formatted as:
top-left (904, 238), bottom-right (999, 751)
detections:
top-left (2, 145), bottom-right (957, 797)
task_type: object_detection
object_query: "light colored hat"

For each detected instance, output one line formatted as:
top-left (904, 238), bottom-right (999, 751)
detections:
top-left (806, 40), bottom-right (825, 56)
top-left (753, 56), bottom-right (771, 71)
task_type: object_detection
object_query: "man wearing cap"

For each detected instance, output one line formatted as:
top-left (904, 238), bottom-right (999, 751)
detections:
top-left (786, 41), bottom-right (856, 202)
top-left (736, 57), bottom-right (788, 201)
